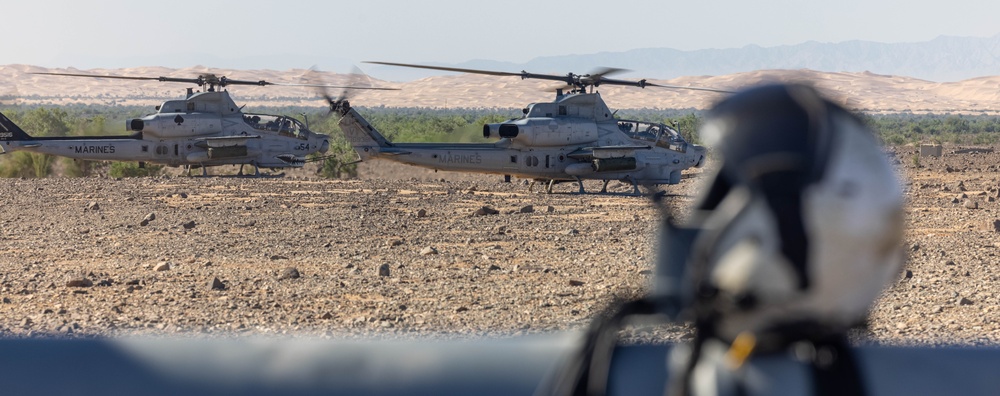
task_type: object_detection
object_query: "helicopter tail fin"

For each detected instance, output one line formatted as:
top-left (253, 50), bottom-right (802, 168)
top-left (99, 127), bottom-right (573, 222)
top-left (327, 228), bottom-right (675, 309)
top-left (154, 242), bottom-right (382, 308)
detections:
top-left (337, 106), bottom-right (391, 160)
top-left (0, 111), bottom-right (33, 142)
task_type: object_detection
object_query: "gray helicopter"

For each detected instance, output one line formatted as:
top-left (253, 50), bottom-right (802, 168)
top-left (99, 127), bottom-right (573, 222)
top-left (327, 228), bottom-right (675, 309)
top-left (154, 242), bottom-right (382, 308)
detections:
top-left (333, 62), bottom-right (730, 194)
top-left (0, 72), bottom-right (394, 176)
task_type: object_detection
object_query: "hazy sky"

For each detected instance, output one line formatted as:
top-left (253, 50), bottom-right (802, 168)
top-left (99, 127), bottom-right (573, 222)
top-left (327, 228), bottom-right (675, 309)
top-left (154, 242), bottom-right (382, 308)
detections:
top-left (5, 0), bottom-right (999, 73)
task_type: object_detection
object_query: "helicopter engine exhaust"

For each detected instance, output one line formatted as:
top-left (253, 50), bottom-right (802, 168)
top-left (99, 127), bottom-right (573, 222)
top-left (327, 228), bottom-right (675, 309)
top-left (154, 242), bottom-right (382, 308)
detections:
top-left (483, 124), bottom-right (497, 138)
top-left (498, 124), bottom-right (519, 138)
top-left (128, 119), bottom-right (144, 132)
top-left (482, 123), bottom-right (520, 139)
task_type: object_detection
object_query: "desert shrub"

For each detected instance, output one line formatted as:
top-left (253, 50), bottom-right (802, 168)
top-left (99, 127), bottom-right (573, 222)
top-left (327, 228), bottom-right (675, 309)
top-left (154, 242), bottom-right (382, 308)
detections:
top-left (60, 158), bottom-right (99, 177)
top-left (108, 162), bottom-right (162, 178)
top-left (0, 152), bottom-right (53, 178)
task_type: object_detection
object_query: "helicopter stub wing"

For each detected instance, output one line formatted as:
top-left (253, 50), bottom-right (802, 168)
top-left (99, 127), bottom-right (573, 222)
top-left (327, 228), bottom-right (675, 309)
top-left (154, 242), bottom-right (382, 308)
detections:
top-left (567, 145), bottom-right (651, 160)
top-left (194, 135), bottom-right (261, 148)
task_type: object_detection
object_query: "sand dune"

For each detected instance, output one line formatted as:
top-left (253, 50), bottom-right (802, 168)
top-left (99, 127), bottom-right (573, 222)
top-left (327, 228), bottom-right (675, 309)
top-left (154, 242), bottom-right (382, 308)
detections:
top-left (2, 65), bottom-right (1000, 113)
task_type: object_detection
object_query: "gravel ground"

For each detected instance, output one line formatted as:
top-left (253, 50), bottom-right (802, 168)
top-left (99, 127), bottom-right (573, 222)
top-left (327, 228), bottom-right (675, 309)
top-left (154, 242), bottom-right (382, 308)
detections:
top-left (0, 163), bottom-right (693, 341)
top-left (868, 145), bottom-right (1000, 346)
top-left (2, 149), bottom-right (999, 347)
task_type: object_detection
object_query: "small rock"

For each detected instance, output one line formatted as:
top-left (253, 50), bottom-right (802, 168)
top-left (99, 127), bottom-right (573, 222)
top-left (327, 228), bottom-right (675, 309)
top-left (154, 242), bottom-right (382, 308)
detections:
top-left (318, 312), bottom-right (333, 320)
top-left (959, 297), bottom-right (974, 306)
top-left (569, 280), bottom-right (585, 287)
top-left (547, 206), bottom-right (555, 213)
top-left (86, 201), bottom-right (100, 211)
top-left (419, 246), bottom-right (439, 256)
top-left (208, 277), bottom-right (225, 291)
top-left (488, 264), bottom-right (502, 271)
top-left (519, 205), bottom-right (535, 214)
top-left (387, 239), bottom-right (404, 247)
top-left (563, 229), bottom-right (579, 235)
top-left (473, 206), bottom-right (499, 216)
top-left (416, 209), bottom-right (427, 218)
top-left (2, 297), bottom-right (10, 304)
top-left (455, 306), bottom-right (469, 313)
top-left (65, 277), bottom-right (93, 288)
top-left (377, 264), bottom-right (391, 277)
top-left (269, 255), bottom-right (288, 261)
top-left (182, 221), bottom-right (196, 230)
top-left (903, 270), bottom-right (913, 280)
top-left (143, 212), bottom-right (156, 222)
top-left (139, 219), bottom-right (150, 227)
top-left (945, 260), bottom-right (956, 266)
top-left (278, 267), bottom-right (301, 280)
top-left (964, 199), bottom-right (979, 209)
top-left (154, 262), bottom-right (171, 272)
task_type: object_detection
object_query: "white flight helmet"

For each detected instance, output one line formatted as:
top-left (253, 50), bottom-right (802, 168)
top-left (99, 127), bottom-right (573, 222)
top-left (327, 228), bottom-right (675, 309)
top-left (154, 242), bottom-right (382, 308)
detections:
top-left (686, 84), bottom-right (903, 346)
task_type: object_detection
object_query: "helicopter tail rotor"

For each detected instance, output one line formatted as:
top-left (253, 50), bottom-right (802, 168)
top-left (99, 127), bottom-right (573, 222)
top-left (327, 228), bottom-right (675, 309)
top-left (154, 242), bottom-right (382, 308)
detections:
top-left (301, 66), bottom-right (396, 116)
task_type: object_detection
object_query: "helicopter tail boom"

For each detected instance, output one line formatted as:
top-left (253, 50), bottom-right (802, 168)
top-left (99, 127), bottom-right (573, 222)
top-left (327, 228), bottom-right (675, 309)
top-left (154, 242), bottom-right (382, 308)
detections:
top-left (0, 111), bottom-right (33, 142)
top-left (337, 106), bottom-right (392, 161)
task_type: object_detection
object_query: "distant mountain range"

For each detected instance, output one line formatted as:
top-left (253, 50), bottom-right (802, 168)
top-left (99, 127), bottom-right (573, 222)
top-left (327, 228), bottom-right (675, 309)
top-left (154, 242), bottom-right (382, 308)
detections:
top-left (365, 34), bottom-right (1000, 83)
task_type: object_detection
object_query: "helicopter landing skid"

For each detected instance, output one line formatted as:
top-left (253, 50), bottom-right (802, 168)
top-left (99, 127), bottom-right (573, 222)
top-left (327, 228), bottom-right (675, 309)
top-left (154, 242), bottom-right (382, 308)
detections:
top-left (237, 162), bottom-right (261, 177)
top-left (527, 177), bottom-right (645, 196)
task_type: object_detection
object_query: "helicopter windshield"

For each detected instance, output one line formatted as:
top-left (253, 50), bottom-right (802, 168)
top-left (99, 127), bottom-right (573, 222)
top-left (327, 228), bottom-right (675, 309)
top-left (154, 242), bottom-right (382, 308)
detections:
top-left (618, 120), bottom-right (688, 153)
top-left (244, 114), bottom-right (308, 139)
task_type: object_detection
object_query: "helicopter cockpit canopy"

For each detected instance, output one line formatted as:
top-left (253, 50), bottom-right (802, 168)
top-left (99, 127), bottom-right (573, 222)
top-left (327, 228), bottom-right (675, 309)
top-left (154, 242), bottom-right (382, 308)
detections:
top-left (244, 114), bottom-right (308, 140)
top-left (618, 120), bottom-right (688, 153)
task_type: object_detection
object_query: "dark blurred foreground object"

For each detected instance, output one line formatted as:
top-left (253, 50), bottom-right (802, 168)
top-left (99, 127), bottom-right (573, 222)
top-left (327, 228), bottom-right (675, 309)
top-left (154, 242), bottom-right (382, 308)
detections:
top-left (544, 84), bottom-right (913, 396)
top-left (2, 336), bottom-right (1000, 395)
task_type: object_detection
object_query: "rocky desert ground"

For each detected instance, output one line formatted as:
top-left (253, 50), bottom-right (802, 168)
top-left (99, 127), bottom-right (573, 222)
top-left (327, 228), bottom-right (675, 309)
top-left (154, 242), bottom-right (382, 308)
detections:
top-left (2, 147), bottom-right (1000, 347)
top-left (0, 160), bottom-right (689, 340)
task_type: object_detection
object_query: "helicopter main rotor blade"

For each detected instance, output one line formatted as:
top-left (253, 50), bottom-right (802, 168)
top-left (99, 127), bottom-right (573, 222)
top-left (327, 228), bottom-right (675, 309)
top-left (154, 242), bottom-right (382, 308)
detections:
top-left (272, 82), bottom-right (399, 91)
top-left (31, 71), bottom-right (399, 92)
top-left (364, 61), bottom-right (730, 93)
top-left (31, 72), bottom-right (204, 85)
top-left (364, 61), bottom-right (524, 77)
top-left (587, 67), bottom-right (630, 80)
top-left (643, 81), bottom-right (734, 94)
top-left (364, 61), bottom-right (581, 85)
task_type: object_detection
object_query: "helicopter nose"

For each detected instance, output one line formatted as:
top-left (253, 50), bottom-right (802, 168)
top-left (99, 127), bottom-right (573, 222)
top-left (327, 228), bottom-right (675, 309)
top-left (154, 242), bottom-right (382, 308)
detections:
top-left (320, 139), bottom-right (330, 154)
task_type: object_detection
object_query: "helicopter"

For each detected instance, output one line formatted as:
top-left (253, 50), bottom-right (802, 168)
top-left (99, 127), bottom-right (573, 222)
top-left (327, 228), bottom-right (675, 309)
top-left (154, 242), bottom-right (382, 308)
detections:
top-left (0, 71), bottom-right (395, 176)
top-left (329, 62), bottom-right (730, 194)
